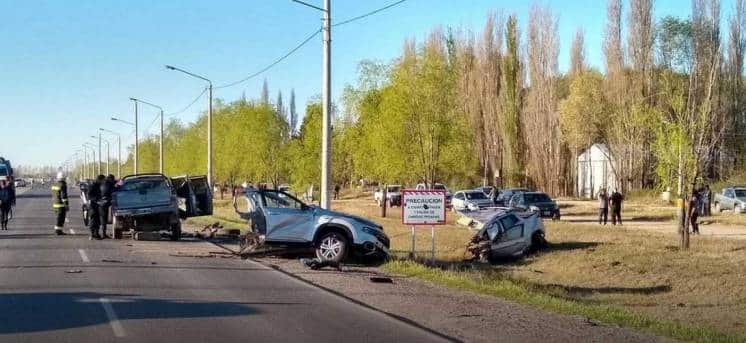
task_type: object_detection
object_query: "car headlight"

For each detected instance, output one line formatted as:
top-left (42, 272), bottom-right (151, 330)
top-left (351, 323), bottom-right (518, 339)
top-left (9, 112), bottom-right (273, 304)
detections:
top-left (467, 202), bottom-right (479, 211)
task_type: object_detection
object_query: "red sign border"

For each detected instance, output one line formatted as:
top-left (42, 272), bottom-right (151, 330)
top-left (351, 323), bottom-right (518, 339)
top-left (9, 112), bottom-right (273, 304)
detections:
top-left (401, 189), bottom-right (447, 226)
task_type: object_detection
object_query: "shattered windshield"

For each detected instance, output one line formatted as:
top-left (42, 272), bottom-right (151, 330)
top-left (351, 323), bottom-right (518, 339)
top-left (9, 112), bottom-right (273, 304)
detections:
top-left (465, 192), bottom-right (487, 200)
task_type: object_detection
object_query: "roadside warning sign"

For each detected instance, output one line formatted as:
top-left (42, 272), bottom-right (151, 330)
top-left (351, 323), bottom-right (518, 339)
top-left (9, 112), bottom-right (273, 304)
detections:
top-left (402, 190), bottom-right (446, 225)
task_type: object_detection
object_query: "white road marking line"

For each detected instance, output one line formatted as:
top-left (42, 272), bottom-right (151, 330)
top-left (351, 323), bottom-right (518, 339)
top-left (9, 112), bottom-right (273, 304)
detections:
top-left (69, 229), bottom-right (76, 234)
top-left (78, 249), bottom-right (90, 263)
top-left (100, 298), bottom-right (126, 338)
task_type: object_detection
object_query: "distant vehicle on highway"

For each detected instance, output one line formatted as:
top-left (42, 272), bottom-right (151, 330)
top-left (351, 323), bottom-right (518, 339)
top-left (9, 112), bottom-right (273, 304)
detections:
top-left (112, 174), bottom-right (212, 240)
top-left (508, 191), bottom-right (560, 220)
top-left (235, 188), bottom-right (389, 263)
top-left (452, 190), bottom-right (493, 211)
top-left (373, 184), bottom-right (402, 207)
top-left (714, 186), bottom-right (746, 213)
top-left (13, 178), bottom-right (26, 187)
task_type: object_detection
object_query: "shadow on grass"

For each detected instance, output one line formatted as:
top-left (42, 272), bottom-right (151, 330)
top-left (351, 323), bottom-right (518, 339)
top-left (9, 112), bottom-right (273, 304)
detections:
top-left (547, 284), bottom-right (672, 296)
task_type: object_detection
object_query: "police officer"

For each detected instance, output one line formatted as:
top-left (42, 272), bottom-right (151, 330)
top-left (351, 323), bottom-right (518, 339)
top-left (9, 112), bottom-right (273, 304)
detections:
top-left (51, 171), bottom-right (69, 235)
top-left (87, 175), bottom-right (104, 240)
top-left (98, 174), bottom-right (115, 239)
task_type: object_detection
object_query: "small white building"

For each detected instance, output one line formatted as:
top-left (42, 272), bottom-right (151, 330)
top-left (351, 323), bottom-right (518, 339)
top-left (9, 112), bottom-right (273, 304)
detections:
top-left (576, 144), bottom-right (618, 199)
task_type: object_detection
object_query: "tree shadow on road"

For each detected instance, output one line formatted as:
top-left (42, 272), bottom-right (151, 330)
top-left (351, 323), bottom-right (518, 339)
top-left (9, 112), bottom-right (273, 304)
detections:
top-left (0, 292), bottom-right (275, 334)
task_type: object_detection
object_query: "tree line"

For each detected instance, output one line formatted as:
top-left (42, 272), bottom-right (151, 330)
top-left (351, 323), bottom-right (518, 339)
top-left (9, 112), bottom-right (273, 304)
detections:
top-left (76, 0), bottom-right (746, 197)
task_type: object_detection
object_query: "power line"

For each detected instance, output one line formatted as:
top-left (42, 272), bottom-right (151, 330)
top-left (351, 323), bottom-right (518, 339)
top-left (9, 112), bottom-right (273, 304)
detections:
top-left (167, 87), bottom-right (207, 117)
top-left (215, 28), bottom-right (321, 89)
top-left (333, 0), bottom-right (408, 27)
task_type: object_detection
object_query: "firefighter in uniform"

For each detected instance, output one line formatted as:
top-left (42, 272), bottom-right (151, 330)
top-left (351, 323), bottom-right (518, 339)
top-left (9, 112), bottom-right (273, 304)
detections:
top-left (51, 171), bottom-right (69, 235)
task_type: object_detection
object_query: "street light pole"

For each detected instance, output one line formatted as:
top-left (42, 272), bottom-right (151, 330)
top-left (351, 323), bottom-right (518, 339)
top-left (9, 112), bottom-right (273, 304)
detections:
top-left (98, 132), bottom-right (102, 176)
top-left (101, 128), bottom-right (122, 178)
top-left (130, 99), bottom-right (139, 174)
top-left (294, 0), bottom-right (332, 209)
top-left (165, 65), bottom-right (212, 186)
top-left (129, 98), bottom-right (164, 174)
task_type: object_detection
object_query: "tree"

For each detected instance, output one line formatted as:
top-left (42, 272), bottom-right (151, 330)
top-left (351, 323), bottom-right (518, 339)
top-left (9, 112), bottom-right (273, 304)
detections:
top-left (276, 90), bottom-right (285, 118)
top-left (261, 79), bottom-right (269, 105)
top-left (570, 28), bottom-right (586, 75)
top-left (289, 88), bottom-right (298, 136)
top-left (499, 15), bottom-right (525, 185)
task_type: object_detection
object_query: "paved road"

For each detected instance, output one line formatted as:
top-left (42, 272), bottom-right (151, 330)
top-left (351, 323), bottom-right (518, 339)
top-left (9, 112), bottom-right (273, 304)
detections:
top-left (0, 186), bottom-right (448, 343)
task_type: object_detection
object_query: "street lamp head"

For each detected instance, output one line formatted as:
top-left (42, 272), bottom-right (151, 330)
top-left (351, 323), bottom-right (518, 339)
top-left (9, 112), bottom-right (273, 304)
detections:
top-left (165, 65), bottom-right (175, 70)
top-left (129, 97), bottom-right (137, 101)
top-left (90, 136), bottom-right (97, 139)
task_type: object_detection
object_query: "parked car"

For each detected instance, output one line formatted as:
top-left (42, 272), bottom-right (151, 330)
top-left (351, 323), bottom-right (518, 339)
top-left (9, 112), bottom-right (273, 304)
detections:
top-left (112, 173), bottom-right (212, 240)
top-left (509, 191), bottom-right (560, 220)
top-left (13, 178), bottom-right (26, 187)
top-left (714, 186), bottom-right (746, 213)
top-left (235, 188), bottom-right (389, 263)
top-left (452, 190), bottom-right (494, 211)
top-left (495, 188), bottom-right (529, 206)
top-left (474, 186), bottom-right (493, 196)
top-left (469, 209), bottom-right (546, 259)
top-left (415, 183), bottom-right (452, 205)
top-left (373, 185), bottom-right (402, 207)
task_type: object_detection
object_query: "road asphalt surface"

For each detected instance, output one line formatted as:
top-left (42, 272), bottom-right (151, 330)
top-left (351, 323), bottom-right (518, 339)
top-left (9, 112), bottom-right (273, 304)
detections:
top-left (0, 186), bottom-right (449, 343)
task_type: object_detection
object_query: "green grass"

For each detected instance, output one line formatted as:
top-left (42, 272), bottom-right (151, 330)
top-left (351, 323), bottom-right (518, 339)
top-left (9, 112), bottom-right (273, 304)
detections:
top-left (384, 260), bottom-right (746, 343)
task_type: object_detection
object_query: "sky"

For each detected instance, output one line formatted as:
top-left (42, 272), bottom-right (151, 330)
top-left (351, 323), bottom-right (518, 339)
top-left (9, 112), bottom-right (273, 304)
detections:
top-left (0, 0), bottom-right (731, 168)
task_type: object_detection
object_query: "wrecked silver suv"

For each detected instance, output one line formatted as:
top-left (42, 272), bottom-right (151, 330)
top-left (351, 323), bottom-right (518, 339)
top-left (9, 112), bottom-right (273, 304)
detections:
top-left (234, 189), bottom-right (389, 263)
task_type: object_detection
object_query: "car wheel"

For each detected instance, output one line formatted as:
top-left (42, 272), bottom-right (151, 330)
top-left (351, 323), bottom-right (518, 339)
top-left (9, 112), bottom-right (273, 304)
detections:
top-left (715, 202), bottom-right (721, 213)
top-left (315, 231), bottom-right (348, 263)
top-left (113, 229), bottom-right (123, 239)
top-left (170, 222), bottom-right (182, 241)
top-left (529, 231), bottom-right (547, 254)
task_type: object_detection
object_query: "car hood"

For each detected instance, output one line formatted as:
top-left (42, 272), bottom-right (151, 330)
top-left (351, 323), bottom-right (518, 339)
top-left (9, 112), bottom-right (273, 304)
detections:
top-left (311, 206), bottom-right (381, 228)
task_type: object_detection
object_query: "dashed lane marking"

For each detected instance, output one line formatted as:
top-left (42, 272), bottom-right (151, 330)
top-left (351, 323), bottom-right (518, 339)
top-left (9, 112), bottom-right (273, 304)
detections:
top-left (100, 298), bottom-right (126, 338)
top-left (78, 249), bottom-right (89, 263)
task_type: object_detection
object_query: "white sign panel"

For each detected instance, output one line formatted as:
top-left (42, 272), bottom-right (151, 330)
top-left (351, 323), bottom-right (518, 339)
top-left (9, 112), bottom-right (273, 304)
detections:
top-left (402, 190), bottom-right (446, 225)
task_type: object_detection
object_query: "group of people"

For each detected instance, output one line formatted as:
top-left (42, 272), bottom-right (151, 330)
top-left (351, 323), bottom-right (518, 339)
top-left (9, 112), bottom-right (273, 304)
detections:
top-left (49, 171), bottom-right (116, 239)
top-left (0, 180), bottom-right (16, 230)
top-left (85, 174), bottom-right (117, 240)
top-left (597, 188), bottom-right (624, 225)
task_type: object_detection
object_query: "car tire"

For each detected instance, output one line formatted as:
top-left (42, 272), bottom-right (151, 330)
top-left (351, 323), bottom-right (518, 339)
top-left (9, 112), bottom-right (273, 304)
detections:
top-left (113, 229), bottom-right (123, 239)
top-left (315, 231), bottom-right (348, 263)
top-left (715, 203), bottom-right (721, 213)
top-left (170, 222), bottom-right (182, 241)
top-left (529, 231), bottom-right (547, 254)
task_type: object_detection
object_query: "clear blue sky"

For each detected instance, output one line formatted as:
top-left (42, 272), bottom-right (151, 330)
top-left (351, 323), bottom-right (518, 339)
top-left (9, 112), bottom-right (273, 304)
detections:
top-left (0, 0), bottom-right (728, 168)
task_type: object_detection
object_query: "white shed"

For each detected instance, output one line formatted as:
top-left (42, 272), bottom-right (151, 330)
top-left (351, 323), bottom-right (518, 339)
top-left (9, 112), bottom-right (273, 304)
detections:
top-left (576, 144), bottom-right (618, 199)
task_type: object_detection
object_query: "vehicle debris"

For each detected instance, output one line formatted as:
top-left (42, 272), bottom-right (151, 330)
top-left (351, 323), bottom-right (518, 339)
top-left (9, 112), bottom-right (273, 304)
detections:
top-left (101, 259), bottom-right (123, 263)
top-left (65, 269), bottom-right (83, 273)
top-left (369, 276), bottom-right (393, 283)
top-left (300, 258), bottom-right (341, 271)
top-left (194, 222), bottom-right (223, 239)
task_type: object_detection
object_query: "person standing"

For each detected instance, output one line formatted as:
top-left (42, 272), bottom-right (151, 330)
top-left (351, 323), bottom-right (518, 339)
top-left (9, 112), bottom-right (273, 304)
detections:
top-left (87, 175), bottom-right (103, 240)
top-left (597, 188), bottom-right (609, 225)
top-left (688, 189), bottom-right (700, 235)
top-left (51, 171), bottom-right (69, 235)
top-left (98, 175), bottom-right (115, 239)
top-left (0, 180), bottom-right (11, 230)
top-left (334, 184), bottom-right (341, 200)
top-left (610, 189), bottom-right (624, 225)
top-left (702, 185), bottom-right (711, 217)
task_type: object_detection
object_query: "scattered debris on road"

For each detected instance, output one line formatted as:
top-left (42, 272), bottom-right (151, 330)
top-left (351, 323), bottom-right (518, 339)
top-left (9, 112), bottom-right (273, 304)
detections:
top-left (101, 259), bottom-right (124, 263)
top-left (65, 269), bottom-right (82, 273)
top-left (194, 222), bottom-right (223, 239)
top-left (300, 258), bottom-right (341, 271)
top-left (369, 276), bottom-right (393, 283)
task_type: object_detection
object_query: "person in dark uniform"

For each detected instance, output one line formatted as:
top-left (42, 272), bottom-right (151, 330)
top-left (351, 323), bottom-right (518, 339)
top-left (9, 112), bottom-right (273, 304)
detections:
top-left (0, 180), bottom-right (11, 230)
top-left (51, 171), bottom-right (69, 235)
top-left (610, 189), bottom-right (624, 225)
top-left (98, 174), bottom-right (115, 239)
top-left (87, 175), bottom-right (104, 240)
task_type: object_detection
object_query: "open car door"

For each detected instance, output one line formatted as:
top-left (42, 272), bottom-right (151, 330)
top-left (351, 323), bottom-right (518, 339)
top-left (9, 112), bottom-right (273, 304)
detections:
top-left (171, 175), bottom-right (213, 219)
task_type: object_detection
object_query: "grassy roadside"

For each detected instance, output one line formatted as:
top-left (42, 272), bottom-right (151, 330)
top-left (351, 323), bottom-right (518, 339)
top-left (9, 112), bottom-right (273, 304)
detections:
top-left (384, 260), bottom-right (744, 343)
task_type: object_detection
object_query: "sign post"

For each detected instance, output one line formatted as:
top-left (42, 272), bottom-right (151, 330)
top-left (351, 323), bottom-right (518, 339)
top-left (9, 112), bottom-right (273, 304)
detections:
top-left (402, 190), bottom-right (446, 263)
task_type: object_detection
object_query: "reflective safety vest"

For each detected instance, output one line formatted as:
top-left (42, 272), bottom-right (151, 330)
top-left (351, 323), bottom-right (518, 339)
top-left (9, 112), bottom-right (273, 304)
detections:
top-left (51, 180), bottom-right (69, 210)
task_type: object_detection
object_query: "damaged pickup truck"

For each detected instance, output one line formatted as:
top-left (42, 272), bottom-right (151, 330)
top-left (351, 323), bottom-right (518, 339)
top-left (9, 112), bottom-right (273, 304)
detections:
top-left (112, 173), bottom-right (212, 240)
top-left (465, 208), bottom-right (547, 262)
top-left (234, 188), bottom-right (389, 263)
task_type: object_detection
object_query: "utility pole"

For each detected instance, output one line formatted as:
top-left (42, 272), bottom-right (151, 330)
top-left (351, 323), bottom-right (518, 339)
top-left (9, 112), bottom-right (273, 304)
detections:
top-left (160, 109), bottom-right (164, 174)
top-left (293, 0), bottom-right (332, 209)
top-left (131, 99), bottom-right (139, 175)
top-left (98, 132), bottom-right (102, 176)
top-left (101, 128), bottom-right (122, 178)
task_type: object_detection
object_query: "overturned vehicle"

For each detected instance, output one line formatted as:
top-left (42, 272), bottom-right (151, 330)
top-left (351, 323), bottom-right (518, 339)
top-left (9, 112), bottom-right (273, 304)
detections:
top-left (464, 208), bottom-right (547, 262)
top-left (112, 173), bottom-right (212, 240)
top-left (234, 188), bottom-right (389, 263)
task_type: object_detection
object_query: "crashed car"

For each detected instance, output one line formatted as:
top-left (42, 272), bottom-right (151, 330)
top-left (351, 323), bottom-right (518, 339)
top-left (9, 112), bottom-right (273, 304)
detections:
top-left (112, 173), bottom-right (212, 240)
top-left (467, 208), bottom-right (546, 261)
top-left (234, 188), bottom-right (389, 263)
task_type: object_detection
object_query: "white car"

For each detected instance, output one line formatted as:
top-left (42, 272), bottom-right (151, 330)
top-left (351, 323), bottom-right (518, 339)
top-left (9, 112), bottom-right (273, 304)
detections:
top-left (452, 190), bottom-right (494, 211)
top-left (468, 208), bottom-right (547, 260)
top-left (374, 185), bottom-right (402, 207)
top-left (415, 183), bottom-right (452, 206)
top-left (14, 178), bottom-right (26, 187)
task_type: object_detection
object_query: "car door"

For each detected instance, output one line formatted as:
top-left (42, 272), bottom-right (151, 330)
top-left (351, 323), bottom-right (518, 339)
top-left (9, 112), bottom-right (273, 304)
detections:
top-left (187, 175), bottom-right (213, 216)
top-left (490, 214), bottom-right (526, 256)
top-left (261, 190), bottom-right (314, 243)
top-left (453, 192), bottom-right (465, 210)
top-left (724, 189), bottom-right (734, 210)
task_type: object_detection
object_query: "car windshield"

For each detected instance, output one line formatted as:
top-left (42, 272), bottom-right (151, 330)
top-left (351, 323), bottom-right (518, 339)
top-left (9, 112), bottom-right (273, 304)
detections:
top-left (465, 191), bottom-right (487, 200)
top-left (736, 189), bottom-right (746, 197)
top-left (524, 193), bottom-right (552, 203)
top-left (119, 178), bottom-right (170, 192)
top-left (0, 165), bottom-right (7, 176)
